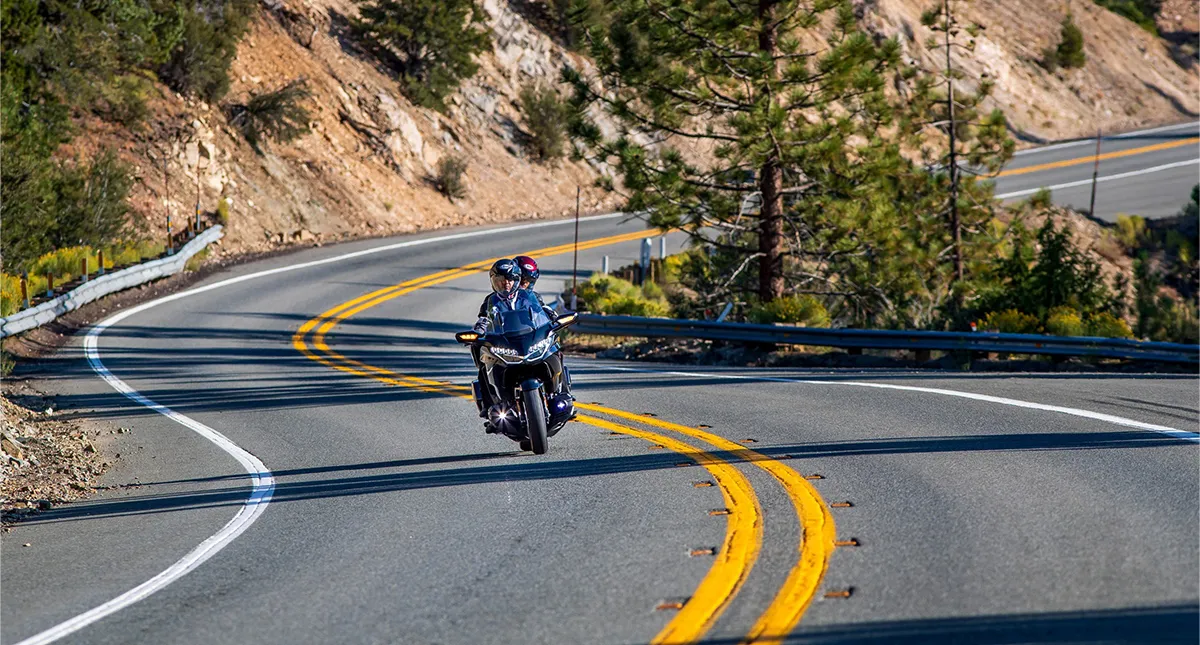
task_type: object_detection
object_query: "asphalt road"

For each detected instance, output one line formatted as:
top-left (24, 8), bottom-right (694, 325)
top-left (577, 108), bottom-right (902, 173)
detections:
top-left (992, 121), bottom-right (1199, 222)
top-left (3, 133), bottom-right (1199, 645)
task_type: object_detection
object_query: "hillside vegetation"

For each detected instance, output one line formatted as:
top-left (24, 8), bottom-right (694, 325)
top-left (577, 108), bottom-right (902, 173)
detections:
top-left (1, 0), bottom-right (1196, 341)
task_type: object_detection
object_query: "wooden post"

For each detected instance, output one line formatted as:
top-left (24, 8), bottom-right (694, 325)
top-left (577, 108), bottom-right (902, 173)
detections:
top-left (20, 275), bottom-right (28, 309)
top-left (46, 273), bottom-right (54, 297)
top-left (98, 249), bottom-right (105, 275)
top-left (81, 257), bottom-right (89, 282)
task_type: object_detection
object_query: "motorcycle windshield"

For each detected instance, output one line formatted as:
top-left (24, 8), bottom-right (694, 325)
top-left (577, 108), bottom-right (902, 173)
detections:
top-left (489, 308), bottom-right (551, 354)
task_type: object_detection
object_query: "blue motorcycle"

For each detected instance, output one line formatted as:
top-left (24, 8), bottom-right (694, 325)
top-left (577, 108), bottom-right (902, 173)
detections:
top-left (456, 309), bottom-right (577, 454)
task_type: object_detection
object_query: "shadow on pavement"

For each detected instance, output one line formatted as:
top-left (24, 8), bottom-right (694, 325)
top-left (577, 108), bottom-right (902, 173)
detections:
top-left (693, 603), bottom-right (1199, 644)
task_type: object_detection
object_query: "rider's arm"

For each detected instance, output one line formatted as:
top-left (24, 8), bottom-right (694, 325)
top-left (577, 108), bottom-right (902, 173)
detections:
top-left (473, 295), bottom-right (493, 333)
top-left (531, 290), bottom-right (559, 321)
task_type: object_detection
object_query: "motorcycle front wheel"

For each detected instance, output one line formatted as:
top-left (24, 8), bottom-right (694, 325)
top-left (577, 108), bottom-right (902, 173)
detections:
top-left (523, 387), bottom-right (549, 455)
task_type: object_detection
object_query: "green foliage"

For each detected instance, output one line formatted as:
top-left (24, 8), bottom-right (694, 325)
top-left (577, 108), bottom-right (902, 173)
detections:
top-left (748, 295), bottom-right (830, 327)
top-left (576, 273), bottom-right (670, 317)
top-left (1, 240), bottom-right (165, 314)
top-left (352, 0), bottom-right (490, 109)
top-left (976, 219), bottom-right (1112, 320)
top-left (1114, 213), bottom-right (1147, 250)
top-left (1027, 188), bottom-right (1053, 209)
top-left (1086, 311), bottom-right (1134, 338)
top-left (550, 0), bottom-right (608, 49)
top-left (227, 79), bottom-right (312, 148)
top-left (1044, 306), bottom-right (1086, 336)
top-left (1093, 0), bottom-right (1161, 33)
top-left (0, 0), bottom-right (254, 274)
top-left (156, 0), bottom-right (257, 102)
top-left (518, 83), bottom-right (571, 161)
top-left (1133, 255), bottom-right (1199, 343)
top-left (1055, 14), bottom-right (1087, 69)
top-left (977, 309), bottom-right (1040, 334)
top-left (435, 156), bottom-right (469, 200)
top-left (217, 197), bottom-right (231, 225)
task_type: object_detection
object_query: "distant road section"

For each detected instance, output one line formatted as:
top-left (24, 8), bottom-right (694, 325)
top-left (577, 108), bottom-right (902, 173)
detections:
top-left (992, 121), bottom-right (1199, 222)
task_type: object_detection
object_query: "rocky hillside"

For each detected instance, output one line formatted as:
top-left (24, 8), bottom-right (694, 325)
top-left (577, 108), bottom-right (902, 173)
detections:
top-left (863, 0), bottom-right (1198, 144)
top-left (80, 0), bottom-right (1198, 257)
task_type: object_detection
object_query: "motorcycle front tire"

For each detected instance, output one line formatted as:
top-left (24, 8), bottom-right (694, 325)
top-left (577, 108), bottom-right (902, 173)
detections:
top-left (523, 386), bottom-right (549, 455)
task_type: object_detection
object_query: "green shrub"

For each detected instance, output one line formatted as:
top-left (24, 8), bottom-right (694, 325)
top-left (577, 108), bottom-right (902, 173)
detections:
top-left (1093, 0), bottom-right (1161, 33)
top-left (435, 156), bottom-right (468, 200)
top-left (1055, 14), bottom-right (1086, 69)
top-left (226, 78), bottom-right (312, 148)
top-left (518, 83), bottom-right (570, 161)
top-left (1086, 312), bottom-right (1134, 338)
top-left (577, 273), bottom-right (670, 317)
top-left (1044, 306), bottom-right (1086, 336)
top-left (352, 0), bottom-right (490, 109)
top-left (748, 295), bottom-right (831, 327)
top-left (1027, 187), bottom-right (1053, 209)
top-left (978, 309), bottom-right (1041, 334)
top-left (1114, 214), bottom-right (1146, 250)
top-left (156, 0), bottom-right (257, 102)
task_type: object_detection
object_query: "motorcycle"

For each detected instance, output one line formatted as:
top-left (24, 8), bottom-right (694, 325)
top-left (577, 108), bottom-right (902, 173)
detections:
top-left (455, 308), bottom-right (578, 454)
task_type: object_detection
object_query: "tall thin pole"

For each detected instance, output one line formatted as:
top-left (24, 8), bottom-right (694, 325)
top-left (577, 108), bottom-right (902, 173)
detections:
top-left (571, 186), bottom-right (580, 311)
top-left (1088, 128), bottom-right (1102, 217)
top-left (945, 0), bottom-right (962, 283)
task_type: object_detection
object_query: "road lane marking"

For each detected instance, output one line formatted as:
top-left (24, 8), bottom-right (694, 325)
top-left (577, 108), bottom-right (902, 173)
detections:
top-left (577, 416), bottom-right (763, 645)
top-left (15, 213), bottom-right (643, 645)
top-left (16, 296), bottom-right (278, 645)
top-left (292, 226), bottom-right (775, 644)
top-left (995, 137), bottom-right (1198, 178)
top-left (577, 404), bottom-right (836, 644)
top-left (1011, 121), bottom-right (1199, 157)
top-left (994, 158), bottom-right (1200, 200)
top-left (591, 365), bottom-right (1200, 443)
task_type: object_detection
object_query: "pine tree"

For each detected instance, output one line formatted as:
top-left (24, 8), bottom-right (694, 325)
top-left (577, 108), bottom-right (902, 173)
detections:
top-left (1056, 13), bottom-right (1086, 69)
top-left (353, 0), bottom-right (490, 109)
top-left (907, 0), bottom-right (1014, 318)
top-left (566, 0), bottom-right (906, 307)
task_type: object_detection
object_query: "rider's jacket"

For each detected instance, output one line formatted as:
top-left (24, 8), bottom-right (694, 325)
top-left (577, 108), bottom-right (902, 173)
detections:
top-left (474, 289), bottom-right (557, 332)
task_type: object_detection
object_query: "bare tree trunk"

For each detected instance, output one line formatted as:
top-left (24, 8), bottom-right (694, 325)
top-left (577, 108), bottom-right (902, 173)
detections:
top-left (944, 0), bottom-right (963, 283)
top-left (757, 0), bottom-right (784, 302)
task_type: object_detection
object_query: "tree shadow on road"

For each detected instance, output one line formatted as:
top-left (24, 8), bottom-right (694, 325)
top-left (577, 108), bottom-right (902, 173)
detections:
top-left (693, 602), bottom-right (1198, 644)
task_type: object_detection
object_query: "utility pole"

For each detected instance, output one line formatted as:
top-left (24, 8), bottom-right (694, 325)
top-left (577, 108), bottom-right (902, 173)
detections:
top-left (1088, 128), bottom-right (1102, 218)
top-left (571, 186), bottom-right (580, 311)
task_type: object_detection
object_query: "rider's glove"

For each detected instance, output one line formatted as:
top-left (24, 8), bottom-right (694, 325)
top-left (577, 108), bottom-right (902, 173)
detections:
top-left (472, 317), bottom-right (488, 334)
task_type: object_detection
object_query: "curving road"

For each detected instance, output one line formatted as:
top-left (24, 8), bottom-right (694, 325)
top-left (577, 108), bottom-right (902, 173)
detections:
top-left (3, 130), bottom-right (1199, 645)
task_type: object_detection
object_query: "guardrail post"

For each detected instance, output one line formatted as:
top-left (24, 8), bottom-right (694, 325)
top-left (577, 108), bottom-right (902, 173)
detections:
top-left (167, 214), bottom-right (173, 255)
top-left (915, 349), bottom-right (931, 363)
top-left (602, 255), bottom-right (609, 275)
top-left (46, 273), bottom-right (54, 298)
top-left (848, 347), bottom-right (862, 356)
top-left (20, 275), bottom-right (29, 309)
top-left (81, 257), bottom-right (88, 282)
top-left (640, 238), bottom-right (652, 284)
top-left (659, 236), bottom-right (666, 260)
top-left (98, 250), bottom-right (105, 276)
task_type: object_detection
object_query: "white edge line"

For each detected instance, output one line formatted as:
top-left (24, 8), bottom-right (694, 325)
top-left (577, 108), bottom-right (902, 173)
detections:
top-left (590, 364), bottom-right (1200, 443)
top-left (994, 158), bottom-right (1200, 200)
top-left (14, 212), bottom-right (630, 645)
top-left (1011, 121), bottom-right (1199, 157)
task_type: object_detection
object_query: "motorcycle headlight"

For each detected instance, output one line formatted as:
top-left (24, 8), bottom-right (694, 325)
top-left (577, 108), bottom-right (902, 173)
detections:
top-left (526, 337), bottom-right (553, 357)
top-left (490, 346), bottom-right (521, 357)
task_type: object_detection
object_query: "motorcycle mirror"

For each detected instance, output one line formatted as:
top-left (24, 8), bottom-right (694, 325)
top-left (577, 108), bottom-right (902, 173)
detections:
top-left (456, 331), bottom-right (480, 344)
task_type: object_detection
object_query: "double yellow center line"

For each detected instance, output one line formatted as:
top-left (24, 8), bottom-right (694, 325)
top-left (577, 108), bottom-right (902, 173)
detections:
top-left (291, 225), bottom-right (835, 644)
top-left (995, 137), bottom-right (1199, 178)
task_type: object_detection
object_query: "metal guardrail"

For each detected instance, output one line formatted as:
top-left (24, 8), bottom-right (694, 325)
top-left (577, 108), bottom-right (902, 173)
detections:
top-left (1, 226), bottom-right (224, 338)
top-left (573, 314), bottom-right (1200, 364)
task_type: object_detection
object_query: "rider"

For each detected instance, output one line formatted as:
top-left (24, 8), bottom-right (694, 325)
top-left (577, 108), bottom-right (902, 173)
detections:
top-left (512, 255), bottom-right (573, 403)
top-left (513, 255), bottom-right (558, 322)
